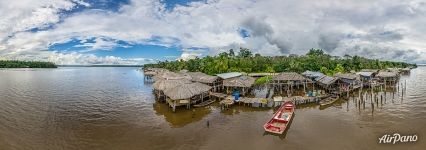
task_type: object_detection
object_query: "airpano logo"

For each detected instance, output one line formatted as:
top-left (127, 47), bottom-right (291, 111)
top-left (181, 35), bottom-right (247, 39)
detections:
top-left (379, 133), bottom-right (418, 144)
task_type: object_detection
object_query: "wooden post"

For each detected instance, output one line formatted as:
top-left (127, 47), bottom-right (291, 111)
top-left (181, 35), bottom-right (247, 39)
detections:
top-left (304, 80), bottom-right (306, 93)
top-left (405, 80), bottom-right (407, 93)
top-left (384, 78), bottom-right (387, 90)
top-left (173, 100), bottom-right (176, 112)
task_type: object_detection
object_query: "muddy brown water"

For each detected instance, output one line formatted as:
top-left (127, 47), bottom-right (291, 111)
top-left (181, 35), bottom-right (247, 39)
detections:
top-left (0, 67), bottom-right (425, 150)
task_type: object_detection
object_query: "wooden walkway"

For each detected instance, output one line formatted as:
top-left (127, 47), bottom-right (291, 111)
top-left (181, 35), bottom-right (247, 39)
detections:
top-left (209, 92), bottom-right (228, 99)
top-left (194, 99), bottom-right (216, 107)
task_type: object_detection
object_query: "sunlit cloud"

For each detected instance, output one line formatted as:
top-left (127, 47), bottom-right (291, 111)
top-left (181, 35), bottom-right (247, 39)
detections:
top-left (1, 0), bottom-right (426, 64)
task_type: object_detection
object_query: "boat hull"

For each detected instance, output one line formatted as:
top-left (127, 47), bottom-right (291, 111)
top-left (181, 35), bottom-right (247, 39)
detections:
top-left (319, 95), bottom-right (339, 106)
top-left (263, 101), bottom-right (295, 134)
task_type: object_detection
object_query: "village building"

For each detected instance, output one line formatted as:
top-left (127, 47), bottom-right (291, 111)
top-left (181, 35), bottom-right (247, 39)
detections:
top-left (222, 75), bottom-right (255, 95)
top-left (376, 70), bottom-right (399, 84)
top-left (271, 72), bottom-right (312, 96)
top-left (315, 75), bottom-right (339, 93)
top-left (186, 72), bottom-right (222, 92)
top-left (334, 73), bottom-right (362, 95)
top-left (163, 82), bottom-right (212, 112)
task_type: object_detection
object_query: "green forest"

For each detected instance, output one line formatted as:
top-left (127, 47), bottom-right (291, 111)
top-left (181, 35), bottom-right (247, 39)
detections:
top-left (0, 60), bottom-right (57, 68)
top-left (144, 48), bottom-right (416, 75)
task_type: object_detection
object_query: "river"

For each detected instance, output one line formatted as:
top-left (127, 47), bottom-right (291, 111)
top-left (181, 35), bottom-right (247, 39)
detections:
top-left (0, 67), bottom-right (425, 150)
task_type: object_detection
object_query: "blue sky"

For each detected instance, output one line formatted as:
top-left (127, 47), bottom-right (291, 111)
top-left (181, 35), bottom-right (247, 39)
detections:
top-left (47, 0), bottom-right (205, 62)
top-left (1, 0), bottom-right (426, 65)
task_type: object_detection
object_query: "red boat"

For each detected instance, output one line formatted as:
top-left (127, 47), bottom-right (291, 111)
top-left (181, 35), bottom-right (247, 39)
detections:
top-left (263, 101), bottom-right (295, 134)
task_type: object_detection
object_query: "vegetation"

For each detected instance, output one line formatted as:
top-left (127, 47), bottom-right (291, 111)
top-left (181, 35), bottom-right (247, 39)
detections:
top-left (254, 76), bottom-right (273, 85)
top-left (144, 48), bottom-right (416, 75)
top-left (0, 60), bottom-right (57, 68)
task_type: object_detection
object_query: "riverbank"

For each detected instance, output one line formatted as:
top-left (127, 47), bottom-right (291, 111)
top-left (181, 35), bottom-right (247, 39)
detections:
top-left (0, 60), bottom-right (57, 68)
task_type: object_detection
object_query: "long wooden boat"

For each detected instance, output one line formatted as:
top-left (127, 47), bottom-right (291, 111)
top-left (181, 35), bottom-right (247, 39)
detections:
top-left (263, 101), bottom-right (295, 134)
top-left (319, 95), bottom-right (339, 106)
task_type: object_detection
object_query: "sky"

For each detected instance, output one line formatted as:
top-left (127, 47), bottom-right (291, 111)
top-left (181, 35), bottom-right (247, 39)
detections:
top-left (1, 0), bottom-right (426, 65)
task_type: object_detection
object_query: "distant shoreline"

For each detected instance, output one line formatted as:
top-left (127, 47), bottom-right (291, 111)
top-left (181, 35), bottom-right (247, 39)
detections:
top-left (58, 65), bottom-right (143, 67)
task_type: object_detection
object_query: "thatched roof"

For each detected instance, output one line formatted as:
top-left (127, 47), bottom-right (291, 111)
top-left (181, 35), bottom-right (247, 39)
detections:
top-left (376, 71), bottom-right (398, 78)
top-left (334, 73), bottom-right (360, 80)
top-left (153, 71), bottom-right (192, 81)
top-left (316, 75), bottom-right (338, 85)
top-left (163, 82), bottom-right (212, 100)
top-left (273, 72), bottom-right (311, 81)
top-left (152, 79), bottom-right (192, 91)
top-left (223, 75), bottom-right (255, 87)
top-left (186, 72), bottom-right (219, 84)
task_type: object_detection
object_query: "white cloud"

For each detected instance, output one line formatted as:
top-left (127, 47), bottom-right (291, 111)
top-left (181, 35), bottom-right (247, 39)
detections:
top-left (1, 0), bottom-right (426, 64)
top-left (178, 48), bottom-right (205, 61)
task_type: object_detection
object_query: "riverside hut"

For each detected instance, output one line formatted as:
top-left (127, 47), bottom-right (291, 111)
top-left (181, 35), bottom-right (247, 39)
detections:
top-left (315, 75), bottom-right (339, 93)
top-left (186, 72), bottom-right (222, 92)
top-left (376, 71), bottom-right (399, 84)
top-left (334, 73), bottom-right (362, 94)
top-left (356, 71), bottom-right (377, 86)
top-left (153, 79), bottom-right (192, 101)
top-left (222, 75), bottom-right (255, 95)
top-left (163, 82), bottom-right (212, 112)
top-left (271, 72), bottom-right (312, 95)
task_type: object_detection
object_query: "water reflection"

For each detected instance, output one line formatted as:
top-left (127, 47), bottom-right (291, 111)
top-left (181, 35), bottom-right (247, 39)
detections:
top-left (153, 102), bottom-right (212, 128)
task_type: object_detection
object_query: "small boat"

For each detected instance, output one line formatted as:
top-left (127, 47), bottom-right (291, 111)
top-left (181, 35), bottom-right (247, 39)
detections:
top-left (319, 95), bottom-right (339, 106)
top-left (263, 101), bottom-right (295, 134)
top-left (193, 99), bottom-right (216, 107)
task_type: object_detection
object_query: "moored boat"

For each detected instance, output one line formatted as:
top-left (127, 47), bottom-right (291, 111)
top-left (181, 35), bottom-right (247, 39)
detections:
top-left (319, 95), bottom-right (339, 106)
top-left (263, 101), bottom-right (295, 134)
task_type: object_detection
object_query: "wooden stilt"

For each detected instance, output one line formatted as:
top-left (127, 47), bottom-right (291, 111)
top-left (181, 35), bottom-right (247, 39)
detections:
top-left (173, 100), bottom-right (176, 112)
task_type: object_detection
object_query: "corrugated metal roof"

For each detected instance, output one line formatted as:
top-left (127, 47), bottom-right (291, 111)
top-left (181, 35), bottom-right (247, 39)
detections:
top-left (216, 72), bottom-right (242, 79)
top-left (302, 70), bottom-right (324, 78)
top-left (356, 71), bottom-right (374, 77)
top-left (316, 75), bottom-right (338, 85)
top-left (360, 69), bottom-right (379, 73)
top-left (334, 73), bottom-right (359, 80)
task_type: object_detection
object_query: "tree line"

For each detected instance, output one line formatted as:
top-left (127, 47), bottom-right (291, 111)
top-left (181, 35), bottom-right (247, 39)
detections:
top-left (144, 48), bottom-right (416, 75)
top-left (0, 60), bottom-right (57, 68)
